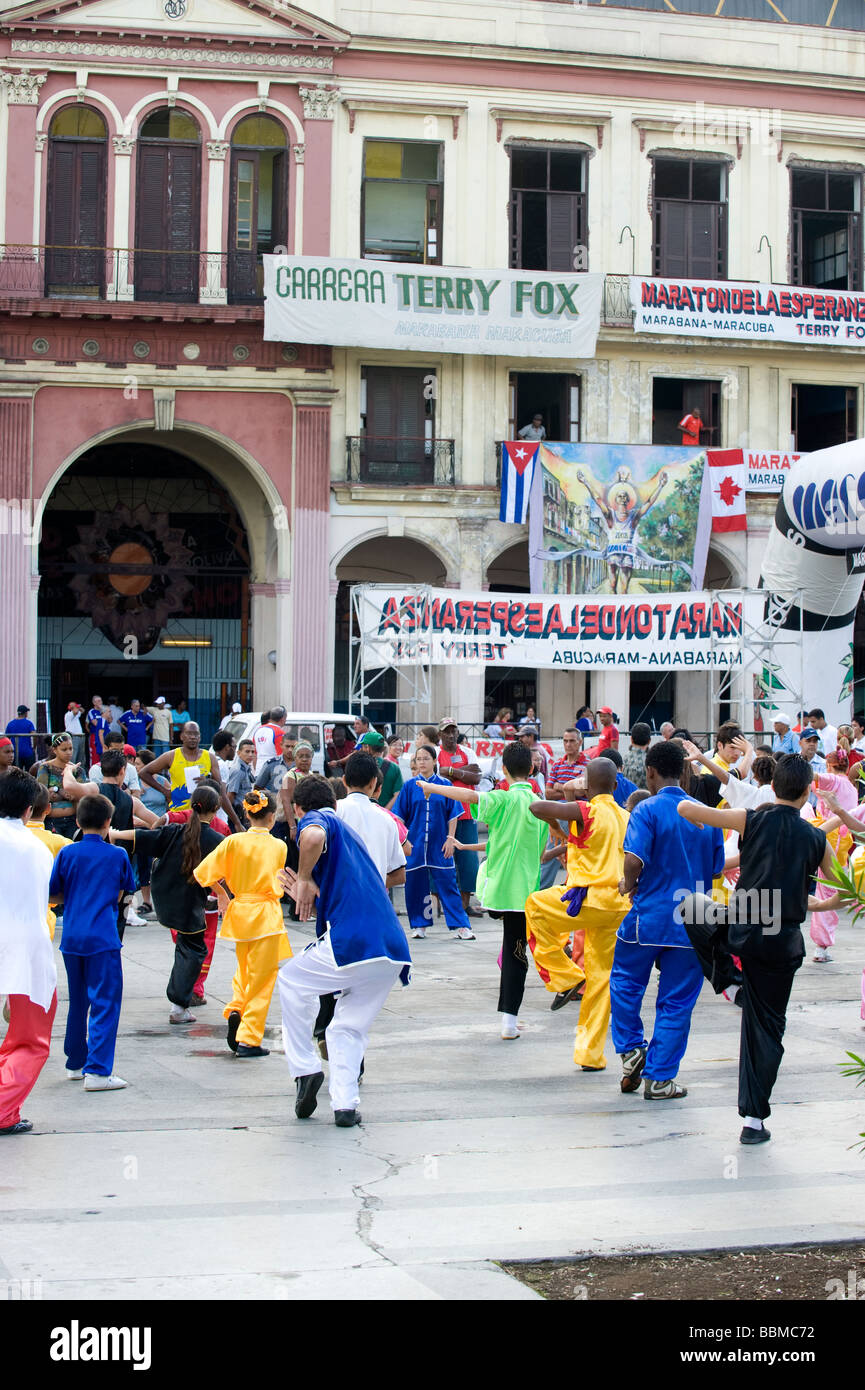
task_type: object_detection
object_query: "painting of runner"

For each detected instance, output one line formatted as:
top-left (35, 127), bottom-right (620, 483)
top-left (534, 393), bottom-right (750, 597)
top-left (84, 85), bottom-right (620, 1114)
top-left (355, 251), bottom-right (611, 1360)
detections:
top-left (529, 444), bottom-right (709, 597)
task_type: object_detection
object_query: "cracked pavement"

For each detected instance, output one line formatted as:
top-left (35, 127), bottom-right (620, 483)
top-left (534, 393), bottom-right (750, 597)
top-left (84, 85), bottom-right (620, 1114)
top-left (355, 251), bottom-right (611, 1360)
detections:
top-left (3, 900), bottom-right (864, 1300)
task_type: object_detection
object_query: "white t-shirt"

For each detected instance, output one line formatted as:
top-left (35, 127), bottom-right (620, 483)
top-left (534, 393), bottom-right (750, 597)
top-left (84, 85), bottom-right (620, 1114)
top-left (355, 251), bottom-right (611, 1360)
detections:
top-left (817, 723), bottom-right (838, 756)
top-left (254, 722), bottom-right (284, 774)
top-left (0, 818), bottom-right (57, 1011)
top-left (336, 793), bottom-right (406, 883)
top-left (209, 749), bottom-right (232, 784)
top-left (720, 777), bottom-right (774, 810)
top-left (64, 710), bottom-right (83, 736)
top-left (148, 706), bottom-right (172, 742)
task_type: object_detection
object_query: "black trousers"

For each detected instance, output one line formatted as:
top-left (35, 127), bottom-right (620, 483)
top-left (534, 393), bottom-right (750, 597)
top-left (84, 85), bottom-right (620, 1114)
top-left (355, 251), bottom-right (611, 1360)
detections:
top-left (682, 895), bottom-right (803, 1121)
top-left (167, 930), bottom-right (207, 1008)
top-left (498, 911), bottom-right (528, 1016)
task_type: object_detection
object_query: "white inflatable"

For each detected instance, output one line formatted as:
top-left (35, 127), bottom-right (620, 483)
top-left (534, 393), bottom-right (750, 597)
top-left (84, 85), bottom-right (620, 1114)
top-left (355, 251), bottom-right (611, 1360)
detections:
top-left (758, 438), bottom-right (864, 724)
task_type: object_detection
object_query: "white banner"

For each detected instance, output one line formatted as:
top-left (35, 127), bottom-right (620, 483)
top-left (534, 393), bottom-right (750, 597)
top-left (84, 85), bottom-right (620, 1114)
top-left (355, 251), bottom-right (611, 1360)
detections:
top-left (630, 275), bottom-right (865, 345)
top-left (746, 449), bottom-right (806, 492)
top-left (356, 586), bottom-right (763, 670)
top-left (264, 256), bottom-right (603, 358)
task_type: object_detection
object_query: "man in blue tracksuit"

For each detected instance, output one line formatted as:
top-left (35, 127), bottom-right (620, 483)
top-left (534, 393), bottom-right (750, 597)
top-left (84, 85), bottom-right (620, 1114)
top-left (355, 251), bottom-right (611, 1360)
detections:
top-left (610, 739), bottom-right (724, 1100)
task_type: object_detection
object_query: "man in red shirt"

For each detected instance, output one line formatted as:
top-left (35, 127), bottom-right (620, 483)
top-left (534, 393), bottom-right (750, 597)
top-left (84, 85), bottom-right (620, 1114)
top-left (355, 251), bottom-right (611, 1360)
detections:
top-left (437, 717), bottom-right (483, 917)
top-left (588, 707), bottom-right (619, 759)
top-left (678, 407), bottom-right (702, 447)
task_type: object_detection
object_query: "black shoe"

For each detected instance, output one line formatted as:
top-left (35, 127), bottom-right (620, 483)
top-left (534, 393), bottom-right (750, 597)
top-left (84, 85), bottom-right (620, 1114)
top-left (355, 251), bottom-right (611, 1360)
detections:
top-left (226, 1010), bottom-right (241, 1053)
top-left (551, 983), bottom-right (584, 1012)
top-left (235, 1044), bottom-right (269, 1059)
top-left (189, 995), bottom-right (207, 1007)
top-left (0, 1119), bottom-right (32, 1136)
top-left (465, 905), bottom-right (484, 918)
top-left (358, 1057), bottom-right (365, 1085)
top-left (334, 1109), bottom-right (361, 1127)
top-left (740, 1125), bottom-right (771, 1145)
top-left (295, 1071), bottom-right (325, 1118)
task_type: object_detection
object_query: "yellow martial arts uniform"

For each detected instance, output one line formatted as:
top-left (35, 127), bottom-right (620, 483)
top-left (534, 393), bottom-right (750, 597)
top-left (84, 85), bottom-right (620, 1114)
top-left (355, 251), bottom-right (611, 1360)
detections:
top-left (526, 793), bottom-right (630, 1070)
top-left (193, 826), bottom-right (290, 1047)
top-left (27, 820), bottom-right (68, 940)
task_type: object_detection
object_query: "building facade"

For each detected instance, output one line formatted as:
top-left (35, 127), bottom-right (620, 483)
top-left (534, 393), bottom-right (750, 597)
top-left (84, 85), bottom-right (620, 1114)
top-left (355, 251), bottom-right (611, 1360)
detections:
top-left (2, 0), bottom-right (864, 734)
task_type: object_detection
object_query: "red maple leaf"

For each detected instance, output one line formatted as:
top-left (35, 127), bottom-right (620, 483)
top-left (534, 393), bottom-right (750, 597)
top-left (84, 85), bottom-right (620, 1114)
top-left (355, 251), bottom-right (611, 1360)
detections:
top-left (717, 475), bottom-right (742, 507)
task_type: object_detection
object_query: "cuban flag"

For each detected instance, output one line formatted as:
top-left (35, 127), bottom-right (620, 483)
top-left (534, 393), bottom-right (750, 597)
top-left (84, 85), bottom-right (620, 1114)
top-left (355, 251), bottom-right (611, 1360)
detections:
top-left (500, 441), bottom-right (540, 523)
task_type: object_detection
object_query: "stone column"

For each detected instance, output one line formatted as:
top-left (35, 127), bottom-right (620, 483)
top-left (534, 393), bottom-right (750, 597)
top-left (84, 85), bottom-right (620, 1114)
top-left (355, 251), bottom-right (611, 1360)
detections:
top-left (299, 86), bottom-right (339, 255)
top-left (274, 576), bottom-right (293, 709)
top-left (289, 389), bottom-right (336, 709)
top-left (443, 517), bottom-right (487, 728)
top-left (0, 395), bottom-right (36, 723)
top-left (111, 137), bottom-right (136, 299)
top-left (203, 141), bottom-right (229, 303)
top-left (2, 71), bottom-right (46, 251)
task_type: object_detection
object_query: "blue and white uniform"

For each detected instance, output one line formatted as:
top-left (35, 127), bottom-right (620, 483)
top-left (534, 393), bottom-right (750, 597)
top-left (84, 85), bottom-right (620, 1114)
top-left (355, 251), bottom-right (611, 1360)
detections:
top-left (609, 786), bottom-right (724, 1082)
top-left (391, 775), bottom-right (470, 931)
top-left (277, 808), bottom-right (411, 1113)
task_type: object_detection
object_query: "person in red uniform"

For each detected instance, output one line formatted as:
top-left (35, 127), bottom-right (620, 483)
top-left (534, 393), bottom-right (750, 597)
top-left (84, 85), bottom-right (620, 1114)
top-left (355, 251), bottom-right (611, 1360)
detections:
top-left (588, 707), bottom-right (619, 759)
top-left (678, 407), bottom-right (702, 447)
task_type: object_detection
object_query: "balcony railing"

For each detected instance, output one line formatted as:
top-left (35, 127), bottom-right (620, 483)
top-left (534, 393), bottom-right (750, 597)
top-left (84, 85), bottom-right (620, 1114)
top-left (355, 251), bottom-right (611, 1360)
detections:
top-left (602, 273), bottom-right (635, 326)
top-left (346, 436), bottom-right (455, 487)
top-left (0, 244), bottom-right (264, 304)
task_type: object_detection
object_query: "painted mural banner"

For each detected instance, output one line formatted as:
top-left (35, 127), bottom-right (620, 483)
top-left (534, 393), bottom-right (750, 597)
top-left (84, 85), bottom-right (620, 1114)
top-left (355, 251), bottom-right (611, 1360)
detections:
top-left (630, 275), bottom-right (865, 345)
top-left (356, 586), bottom-right (763, 670)
top-left (263, 256), bottom-right (604, 358)
top-left (528, 443), bottom-right (710, 596)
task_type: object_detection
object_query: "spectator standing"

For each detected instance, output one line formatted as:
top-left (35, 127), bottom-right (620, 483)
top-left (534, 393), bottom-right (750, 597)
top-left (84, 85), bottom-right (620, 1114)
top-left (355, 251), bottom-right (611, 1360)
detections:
top-left (219, 702), bottom-right (243, 733)
top-left (209, 731), bottom-right (236, 784)
top-left (253, 705), bottom-right (287, 775)
top-left (806, 708), bottom-right (838, 757)
top-left (622, 722), bottom-right (651, 789)
top-left (771, 715), bottom-right (798, 756)
top-left (5, 705), bottom-right (36, 769)
top-left (325, 724), bottom-right (356, 770)
top-left (106, 698), bottom-right (124, 735)
top-left (226, 740), bottom-right (256, 823)
top-left (86, 696), bottom-right (109, 768)
top-left (120, 700), bottom-right (153, 751)
top-left (519, 725), bottom-right (549, 781)
top-left (64, 702), bottom-right (85, 762)
top-left (353, 715), bottom-right (372, 748)
top-left (589, 707), bottom-right (619, 758)
top-left (171, 699), bottom-right (189, 745)
top-left (147, 697), bottom-right (172, 756)
top-left (35, 734), bottom-right (87, 839)
top-left (361, 731), bottom-right (403, 809)
top-left (660, 722), bottom-right (675, 741)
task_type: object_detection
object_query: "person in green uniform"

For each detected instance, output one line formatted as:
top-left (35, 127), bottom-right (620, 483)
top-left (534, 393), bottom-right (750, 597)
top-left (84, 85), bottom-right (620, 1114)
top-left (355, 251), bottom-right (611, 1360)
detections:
top-left (361, 731), bottom-right (403, 809)
top-left (419, 741), bottom-right (548, 1039)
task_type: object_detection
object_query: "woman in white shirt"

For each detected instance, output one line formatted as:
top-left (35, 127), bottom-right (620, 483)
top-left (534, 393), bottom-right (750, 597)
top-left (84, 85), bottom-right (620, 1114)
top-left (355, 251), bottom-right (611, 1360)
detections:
top-left (63, 703), bottom-right (84, 762)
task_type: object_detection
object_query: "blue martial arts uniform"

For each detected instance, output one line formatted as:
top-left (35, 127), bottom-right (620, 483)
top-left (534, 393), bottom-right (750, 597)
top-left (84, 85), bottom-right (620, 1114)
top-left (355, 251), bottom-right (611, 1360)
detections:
top-left (610, 785), bottom-right (724, 1081)
top-left (391, 775), bottom-right (470, 931)
top-left (50, 835), bottom-right (135, 1077)
top-left (613, 772), bottom-right (638, 808)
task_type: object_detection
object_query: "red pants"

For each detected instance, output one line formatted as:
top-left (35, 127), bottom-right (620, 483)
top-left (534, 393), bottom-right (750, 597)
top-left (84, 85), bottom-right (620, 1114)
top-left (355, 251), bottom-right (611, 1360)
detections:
top-left (0, 992), bottom-right (57, 1128)
top-left (171, 905), bottom-right (218, 1000)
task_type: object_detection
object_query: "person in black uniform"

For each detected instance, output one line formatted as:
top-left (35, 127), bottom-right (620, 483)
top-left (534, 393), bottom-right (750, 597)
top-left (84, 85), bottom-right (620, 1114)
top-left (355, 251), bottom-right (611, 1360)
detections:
top-left (675, 755), bottom-right (832, 1146)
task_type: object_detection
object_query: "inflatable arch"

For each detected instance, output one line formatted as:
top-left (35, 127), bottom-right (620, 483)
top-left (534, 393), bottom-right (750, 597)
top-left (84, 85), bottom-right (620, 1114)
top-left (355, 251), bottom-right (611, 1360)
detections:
top-left (758, 438), bottom-right (865, 725)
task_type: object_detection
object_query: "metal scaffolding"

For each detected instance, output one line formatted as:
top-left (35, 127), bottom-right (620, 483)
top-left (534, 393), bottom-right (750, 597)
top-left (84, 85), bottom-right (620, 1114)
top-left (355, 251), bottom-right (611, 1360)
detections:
top-left (710, 587), bottom-right (805, 730)
top-left (349, 583), bottom-right (432, 724)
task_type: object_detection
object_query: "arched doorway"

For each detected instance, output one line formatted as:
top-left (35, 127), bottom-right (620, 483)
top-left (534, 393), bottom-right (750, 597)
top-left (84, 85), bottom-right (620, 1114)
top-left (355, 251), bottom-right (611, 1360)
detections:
top-left (229, 114), bottom-right (288, 303)
top-left (135, 107), bottom-right (201, 302)
top-left (333, 535), bottom-right (447, 720)
top-left (45, 105), bottom-right (108, 297)
top-left (38, 441), bottom-right (251, 732)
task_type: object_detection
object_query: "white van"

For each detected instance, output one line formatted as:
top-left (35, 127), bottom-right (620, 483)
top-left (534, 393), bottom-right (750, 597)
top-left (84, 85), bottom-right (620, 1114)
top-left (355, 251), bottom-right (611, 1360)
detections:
top-left (221, 711), bottom-right (356, 775)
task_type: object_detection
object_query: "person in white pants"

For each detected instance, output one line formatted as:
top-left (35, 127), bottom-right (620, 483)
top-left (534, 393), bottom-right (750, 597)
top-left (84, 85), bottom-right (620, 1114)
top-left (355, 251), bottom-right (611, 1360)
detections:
top-left (278, 776), bottom-right (411, 1128)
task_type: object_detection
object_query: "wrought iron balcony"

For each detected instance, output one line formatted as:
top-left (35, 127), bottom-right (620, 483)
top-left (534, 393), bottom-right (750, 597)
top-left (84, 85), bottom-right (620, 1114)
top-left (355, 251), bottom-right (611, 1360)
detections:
top-left (602, 273), bottom-right (635, 326)
top-left (0, 244), bottom-right (265, 305)
top-left (346, 436), bottom-right (455, 487)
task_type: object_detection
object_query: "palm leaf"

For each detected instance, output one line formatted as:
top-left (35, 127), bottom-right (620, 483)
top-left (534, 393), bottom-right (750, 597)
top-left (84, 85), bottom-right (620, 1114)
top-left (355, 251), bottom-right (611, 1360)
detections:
top-left (820, 856), bottom-right (865, 926)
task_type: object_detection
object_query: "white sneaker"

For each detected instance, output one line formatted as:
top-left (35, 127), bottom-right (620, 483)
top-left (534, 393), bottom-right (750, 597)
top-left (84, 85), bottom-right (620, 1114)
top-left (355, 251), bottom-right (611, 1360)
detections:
top-left (500, 1014), bottom-right (521, 1040)
top-left (812, 947), bottom-right (832, 962)
top-left (84, 1073), bottom-right (127, 1091)
top-left (454, 927), bottom-right (476, 940)
top-left (125, 910), bottom-right (147, 928)
top-left (411, 927), bottom-right (426, 939)
top-left (65, 1068), bottom-right (83, 1079)
top-left (169, 1007), bottom-right (195, 1025)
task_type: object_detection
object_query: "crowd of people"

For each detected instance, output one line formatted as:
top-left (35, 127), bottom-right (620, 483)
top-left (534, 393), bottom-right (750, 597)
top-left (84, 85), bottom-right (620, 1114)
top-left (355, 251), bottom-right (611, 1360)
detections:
top-left (1, 695), bottom-right (863, 1147)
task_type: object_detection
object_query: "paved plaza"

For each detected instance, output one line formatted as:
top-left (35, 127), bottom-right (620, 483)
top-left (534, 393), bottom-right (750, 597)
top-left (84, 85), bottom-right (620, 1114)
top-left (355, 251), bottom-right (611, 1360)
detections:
top-left (3, 902), bottom-right (865, 1301)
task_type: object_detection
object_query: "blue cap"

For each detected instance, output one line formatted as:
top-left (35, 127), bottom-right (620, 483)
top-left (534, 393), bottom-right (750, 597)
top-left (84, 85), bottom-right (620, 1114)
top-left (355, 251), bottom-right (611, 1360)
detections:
top-left (799, 727), bottom-right (819, 741)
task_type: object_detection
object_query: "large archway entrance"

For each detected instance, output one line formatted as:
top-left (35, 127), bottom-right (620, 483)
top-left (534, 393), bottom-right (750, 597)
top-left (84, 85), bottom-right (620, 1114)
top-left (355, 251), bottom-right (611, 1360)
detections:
top-left (38, 441), bottom-right (252, 732)
top-left (333, 535), bottom-right (448, 722)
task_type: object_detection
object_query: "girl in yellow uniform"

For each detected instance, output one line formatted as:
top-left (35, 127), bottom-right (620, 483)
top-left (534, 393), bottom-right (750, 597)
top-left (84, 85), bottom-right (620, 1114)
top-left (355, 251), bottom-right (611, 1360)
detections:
top-left (193, 789), bottom-right (291, 1058)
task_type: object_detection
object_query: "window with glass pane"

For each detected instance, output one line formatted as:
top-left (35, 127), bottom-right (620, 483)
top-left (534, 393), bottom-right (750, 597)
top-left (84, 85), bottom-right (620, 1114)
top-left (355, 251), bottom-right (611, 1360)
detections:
top-left (509, 146), bottom-right (587, 272)
top-left (652, 157), bottom-right (728, 279)
top-left (362, 140), bottom-right (443, 264)
top-left (791, 167), bottom-right (861, 290)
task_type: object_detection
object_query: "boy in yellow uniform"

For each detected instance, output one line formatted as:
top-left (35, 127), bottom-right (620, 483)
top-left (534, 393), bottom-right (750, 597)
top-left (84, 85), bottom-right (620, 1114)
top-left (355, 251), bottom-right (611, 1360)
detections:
top-left (26, 784), bottom-right (68, 940)
top-left (526, 757), bottom-right (631, 1071)
top-left (193, 789), bottom-right (290, 1058)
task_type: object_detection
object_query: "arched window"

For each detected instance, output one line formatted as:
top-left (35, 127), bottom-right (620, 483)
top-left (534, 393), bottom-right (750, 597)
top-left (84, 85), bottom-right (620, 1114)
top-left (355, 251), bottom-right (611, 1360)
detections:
top-left (45, 105), bottom-right (107, 298)
top-left (135, 107), bottom-right (201, 302)
top-left (229, 114), bottom-right (287, 303)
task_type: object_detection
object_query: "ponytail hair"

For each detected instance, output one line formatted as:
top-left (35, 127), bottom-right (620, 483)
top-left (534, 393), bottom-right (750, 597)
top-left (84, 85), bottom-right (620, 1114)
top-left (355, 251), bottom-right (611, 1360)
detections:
top-left (180, 784), bottom-right (220, 883)
top-left (243, 787), bottom-right (275, 822)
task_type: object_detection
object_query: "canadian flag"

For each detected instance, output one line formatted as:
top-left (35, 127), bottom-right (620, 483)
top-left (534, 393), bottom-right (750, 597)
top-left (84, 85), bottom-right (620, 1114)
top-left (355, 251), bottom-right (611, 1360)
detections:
top-left (707, 449), bottom-right (747, 532)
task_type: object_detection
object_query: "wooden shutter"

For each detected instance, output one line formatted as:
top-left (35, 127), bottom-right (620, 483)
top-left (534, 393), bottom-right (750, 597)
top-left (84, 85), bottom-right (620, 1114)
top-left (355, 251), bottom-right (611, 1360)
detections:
top-left (272, 150), bottom-right (287, 250)
top-left (688, 203), bottom-right (719, 280)
top-left (46, 140), bottom-right (106, 293)
top-left (656, 201), bottom-right (687, 277)
top-left (547, 193), bottom-right (581, 272)
top-left (363, 367), bottom-right (429, 481)
top-left (135, 143), bottom-right (200, 301)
